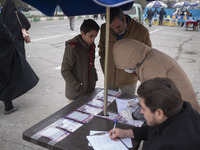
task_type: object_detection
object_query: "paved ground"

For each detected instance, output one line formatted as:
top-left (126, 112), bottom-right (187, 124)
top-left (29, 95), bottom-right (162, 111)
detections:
top-left (0, 18), bottom-right (200, 150)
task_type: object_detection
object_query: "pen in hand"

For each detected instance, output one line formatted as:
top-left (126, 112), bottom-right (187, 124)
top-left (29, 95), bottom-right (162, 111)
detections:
top-left (112, 119), bottom-right (117, 135)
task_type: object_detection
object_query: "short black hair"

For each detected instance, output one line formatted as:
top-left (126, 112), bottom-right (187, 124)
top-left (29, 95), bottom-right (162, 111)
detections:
top-left (80, 19), bottom-right (100, 34)
top-left (137, 78), bottom-right (183, 117)
top-left (110, 7), bottom-right (125, 24)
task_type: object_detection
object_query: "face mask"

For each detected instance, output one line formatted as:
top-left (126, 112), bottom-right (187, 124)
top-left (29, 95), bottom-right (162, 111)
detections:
top-left (124, 68), bottom-right (135, 74)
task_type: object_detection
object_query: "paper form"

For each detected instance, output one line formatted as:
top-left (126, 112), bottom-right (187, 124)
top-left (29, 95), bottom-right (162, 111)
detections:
top-left (116, 98), bottom-right (139, 113)
top-left (56, 118), bottom-right (83, 132)
top-left (87, 99), bottom-right (105, 108)
top-left (77, 104), bottom-right (103, 115)
top-left (86, 133), bottom-right (128, 150)
top-left (40, 127), bottom-right (69, 142)
top-left (88, 131), bottom-right (132, 148)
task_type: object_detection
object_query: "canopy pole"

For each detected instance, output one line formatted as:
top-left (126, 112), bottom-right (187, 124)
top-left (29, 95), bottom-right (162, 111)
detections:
top-left (103, 7), bottom-right (110, 116)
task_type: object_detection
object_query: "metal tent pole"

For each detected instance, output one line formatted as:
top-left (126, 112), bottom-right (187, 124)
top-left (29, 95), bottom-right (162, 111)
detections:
top-left (103, 7), bottom-right (110, 116)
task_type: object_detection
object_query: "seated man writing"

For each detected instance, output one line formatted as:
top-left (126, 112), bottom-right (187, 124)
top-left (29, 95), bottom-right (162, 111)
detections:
top-left (109, 78), bottom-right (200, 150)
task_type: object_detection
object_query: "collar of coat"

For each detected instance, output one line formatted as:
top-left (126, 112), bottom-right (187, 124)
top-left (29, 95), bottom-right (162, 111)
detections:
top-left (66, 35), bottom-right (95, 51)
top-left (151, 102), bottom-right (190, 135)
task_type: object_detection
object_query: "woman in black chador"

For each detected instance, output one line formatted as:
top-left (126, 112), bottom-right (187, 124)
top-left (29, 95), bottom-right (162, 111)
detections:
top-left (0, 15), bottom-right (39, 115)
top-left (1, 0), bottom-right (31, 57)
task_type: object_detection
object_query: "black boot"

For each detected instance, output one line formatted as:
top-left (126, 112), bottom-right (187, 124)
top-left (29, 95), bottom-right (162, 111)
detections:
top-left (4, 100), bottom-right (18, 115)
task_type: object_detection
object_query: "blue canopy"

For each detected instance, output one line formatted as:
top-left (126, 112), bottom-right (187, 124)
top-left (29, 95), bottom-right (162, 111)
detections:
top-left (21, 0), bottom-right (135, 16)
top-left (171, 2), bottom-right (191, 8)
top-left (190, 1), bottom-right (200, 8)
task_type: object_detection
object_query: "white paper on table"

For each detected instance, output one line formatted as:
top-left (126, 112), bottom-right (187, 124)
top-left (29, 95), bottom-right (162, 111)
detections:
top-left (40, 127), bottom-right (66, 140)
top-left (87, 132), bottom-right (129, 150)
top-left (77, 104), bottom-right (102, 115)
top-left (89, 131), bottom-right (132, 148)
top-left (96, 90), bottom-right (121, 97)
top-left (88, 131), bottom-right (108, 147)
top-left (120, 138), bottom-right (133, 148)
top-left (40, 127), bottom-right (60, 137)
top-left (116, 98), bottom-right (139, 113)
top-left (57, 118), bottom-right (83, 132)
top-left (88, 130), bottom-right (133, 148)
top-left (87, 99), bottom-right (104, 108)
top-left (90, 130), bottom-right (108, 135)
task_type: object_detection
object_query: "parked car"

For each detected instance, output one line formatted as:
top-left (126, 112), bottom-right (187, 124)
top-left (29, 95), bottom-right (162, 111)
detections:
top-left (124, 3), bottom-right (143, 24)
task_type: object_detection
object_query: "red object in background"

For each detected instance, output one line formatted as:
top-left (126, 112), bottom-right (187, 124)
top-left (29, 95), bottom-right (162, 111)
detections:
top-left (185, 21), bottom-right (198, 26)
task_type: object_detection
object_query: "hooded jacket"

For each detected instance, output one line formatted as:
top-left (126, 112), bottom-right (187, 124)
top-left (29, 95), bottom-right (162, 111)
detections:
top-left (1, 0), bottom-right (31, 57)
top-left (113, 39), bottom-right (200, 112)
top-left (98, 15), bottom-right (152, 87)
top-left (61, 35), bottom-right (97, 100)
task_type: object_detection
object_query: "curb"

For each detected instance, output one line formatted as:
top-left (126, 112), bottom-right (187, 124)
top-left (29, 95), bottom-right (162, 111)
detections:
top-left (27, 15), bottom-right (93, 23)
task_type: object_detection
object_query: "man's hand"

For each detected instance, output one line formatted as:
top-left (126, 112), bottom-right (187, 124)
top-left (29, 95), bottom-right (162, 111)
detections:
top-left (109, 128), bottom-right (134, 141)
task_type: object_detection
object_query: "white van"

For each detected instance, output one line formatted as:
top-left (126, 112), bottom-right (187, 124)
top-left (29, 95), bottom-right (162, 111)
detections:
top-left (124, 3), bottom-right (143, 24)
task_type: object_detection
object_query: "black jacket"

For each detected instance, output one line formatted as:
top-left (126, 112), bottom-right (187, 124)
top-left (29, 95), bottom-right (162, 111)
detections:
top-left (159, 9), bottom-right (166, 19)
top-left (133, 102), bottom-right (200, 150)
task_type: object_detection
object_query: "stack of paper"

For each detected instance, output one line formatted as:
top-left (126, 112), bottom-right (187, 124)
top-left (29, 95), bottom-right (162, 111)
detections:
top-left (87, 130), bottom-right (133, 150)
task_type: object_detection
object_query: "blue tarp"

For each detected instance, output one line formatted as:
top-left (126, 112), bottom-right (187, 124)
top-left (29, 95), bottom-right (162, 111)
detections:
top-left (21, 0), bottom-right (134, 16)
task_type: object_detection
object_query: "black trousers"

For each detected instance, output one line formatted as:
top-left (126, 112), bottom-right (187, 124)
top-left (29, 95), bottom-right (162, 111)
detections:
top-left (3, 100), bottom-right (14, 111)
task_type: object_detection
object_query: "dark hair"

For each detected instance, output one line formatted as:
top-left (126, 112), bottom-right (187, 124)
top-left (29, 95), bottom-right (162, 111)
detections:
top-left (80, 19), bottom-right (100, 35)
top-left (110, 7), bottom-right (125, 24)
top-left (137, 78), bottom-right (183, 117)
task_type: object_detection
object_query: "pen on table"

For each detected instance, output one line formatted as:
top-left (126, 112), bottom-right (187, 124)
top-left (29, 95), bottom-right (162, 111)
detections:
top-left (112, 119), bottom-right (117, 135)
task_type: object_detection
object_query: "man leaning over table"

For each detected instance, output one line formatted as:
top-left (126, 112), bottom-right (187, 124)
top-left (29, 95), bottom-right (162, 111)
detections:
top-left (98, 7), bottom-right (152, 97)
top-left (109, 78), bottom-right (200, 150)
top-left (112, 39), bottom-right (200, 112)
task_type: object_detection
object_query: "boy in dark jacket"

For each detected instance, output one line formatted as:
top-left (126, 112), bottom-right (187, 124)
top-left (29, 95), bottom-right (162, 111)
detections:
top-left (61, 19), bottom-right (100, 103)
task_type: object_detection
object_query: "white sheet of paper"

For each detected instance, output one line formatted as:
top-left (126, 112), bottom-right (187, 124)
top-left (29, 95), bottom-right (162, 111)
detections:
top-left (116, 98), bottom-right (128, 113)
top-left (89, 130), bottom-right (132, 148)
top-left (121, 138), bottom-right (133, 148)
top-left (88, 131), bottom-right (107, 146)
top-left (116, 98), bottom-right (139, 113)
top-left (57, 118), bottom-right (83, 132)
top-left (87, 132), bottom-right (129, 150)
top-left (77, 104), bottom-right (102, 115)
top-left (40, 127), bottom-right (60, 137)
top-left (40, 127), bottom-right (67, 141)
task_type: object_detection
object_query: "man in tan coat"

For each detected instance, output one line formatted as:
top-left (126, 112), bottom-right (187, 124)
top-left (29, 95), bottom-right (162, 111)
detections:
top-left (113, 39), bottom-right (200, 112)
top-left (98, 7), bottom-right (152, 96)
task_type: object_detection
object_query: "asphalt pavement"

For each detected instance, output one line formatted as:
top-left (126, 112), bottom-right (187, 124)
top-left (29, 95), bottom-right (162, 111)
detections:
top-left (0, 17), bottom-right (200, 150)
